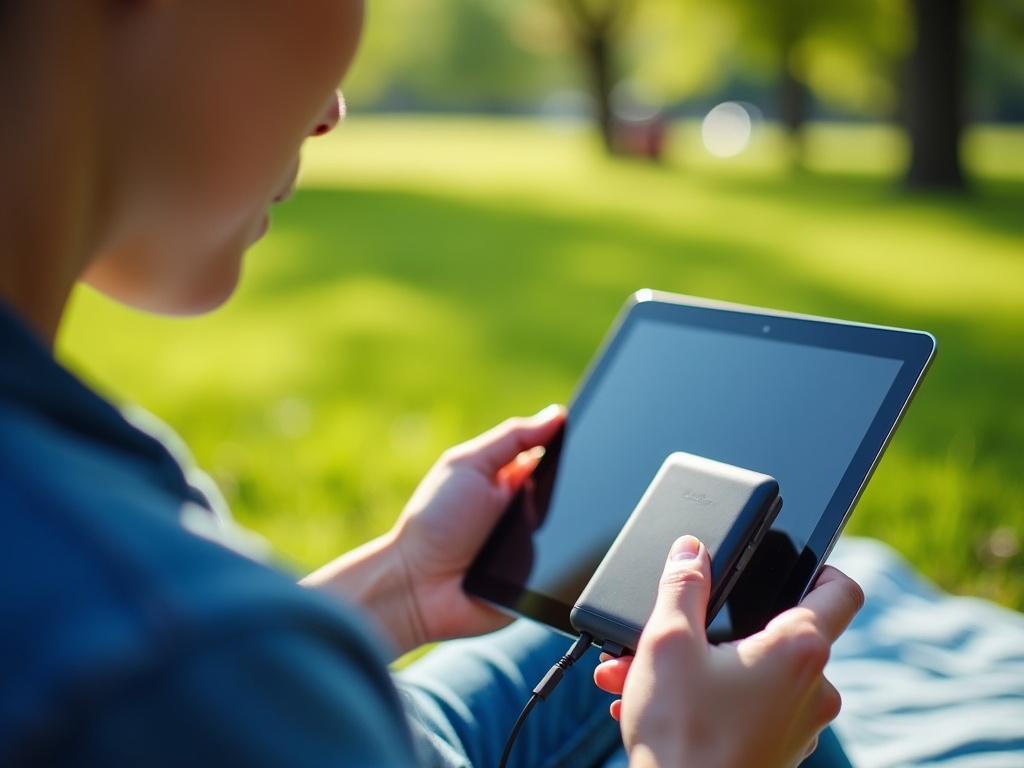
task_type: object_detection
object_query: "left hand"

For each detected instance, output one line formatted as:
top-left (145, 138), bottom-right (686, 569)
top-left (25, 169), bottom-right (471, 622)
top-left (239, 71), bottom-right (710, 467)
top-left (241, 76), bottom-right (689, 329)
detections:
top-left (303, 405), bottom-right (564, 657)
top-left (391, 404), bottom-right (565, 646)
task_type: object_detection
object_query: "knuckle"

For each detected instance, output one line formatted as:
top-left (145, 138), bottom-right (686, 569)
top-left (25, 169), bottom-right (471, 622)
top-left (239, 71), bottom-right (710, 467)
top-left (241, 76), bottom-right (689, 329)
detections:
top-left (819, 682), bottom-right (843, 723)
top-left (439, 445), bottom-right (464, 464)
top-left (660, 565), bottom-right (707, 590)
top-left (502, 416), bottom-right (529, 434)
top-left (487, 417), bottom-right (530, 454)
top-left (785, 623), bottom-right (830, 673)
top-left (643, 622), bottom-right (699, 656)
top-left (439, 444), bottom-right (477, 468)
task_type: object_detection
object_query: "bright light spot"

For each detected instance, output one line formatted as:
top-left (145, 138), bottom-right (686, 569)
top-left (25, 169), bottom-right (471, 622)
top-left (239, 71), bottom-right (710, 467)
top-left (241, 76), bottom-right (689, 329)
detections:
top-left (701, 102), bottom-right (753, 158)
top-left (988, 526), bottom-right (1020, 560)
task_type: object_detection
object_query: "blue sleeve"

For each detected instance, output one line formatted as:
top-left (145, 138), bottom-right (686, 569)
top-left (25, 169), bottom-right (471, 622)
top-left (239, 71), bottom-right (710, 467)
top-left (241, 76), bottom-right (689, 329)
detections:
top-left (53, 628), bottom-right (419, 768)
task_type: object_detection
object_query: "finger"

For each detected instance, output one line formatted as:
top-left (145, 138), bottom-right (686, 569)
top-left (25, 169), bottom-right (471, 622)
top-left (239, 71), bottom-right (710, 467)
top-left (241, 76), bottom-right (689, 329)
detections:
top-left (451, 405), bottom-right (565, 476)
top-left (495, 445), bottom-right (545, 492)
top-left (594, 656), bottom-right (633, 695)
top-left (641, 536), bottom-right (710, 663)
top-left (795, 566), bottom-right (865, 644)
top-left (609, 700), bottom-right (622, 721)
top-left (814, 677), bottom-right (843, 726)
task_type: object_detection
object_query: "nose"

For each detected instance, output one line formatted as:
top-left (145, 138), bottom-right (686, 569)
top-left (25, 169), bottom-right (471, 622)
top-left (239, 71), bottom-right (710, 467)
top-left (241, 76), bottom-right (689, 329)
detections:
top-left (311, 91), bottom-right (344, 137)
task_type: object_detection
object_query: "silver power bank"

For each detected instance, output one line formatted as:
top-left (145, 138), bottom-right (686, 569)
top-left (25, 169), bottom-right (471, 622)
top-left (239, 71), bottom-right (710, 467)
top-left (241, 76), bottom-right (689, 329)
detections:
top-left (570, 452), bottom-right (782, 654)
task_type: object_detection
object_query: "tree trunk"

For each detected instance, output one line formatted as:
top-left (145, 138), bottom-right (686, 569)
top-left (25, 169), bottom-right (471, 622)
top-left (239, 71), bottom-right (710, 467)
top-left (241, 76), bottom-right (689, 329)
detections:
top-left (582, 34), bottom-right (617, 154)
top-left (554, 0), bottom-right (627, 155)
top-left (780, 54), bottom-right (806, 136)
top-left (780, 55), bottom-right (807, 167)
top-left (905, 0), bottom-right (966, 189)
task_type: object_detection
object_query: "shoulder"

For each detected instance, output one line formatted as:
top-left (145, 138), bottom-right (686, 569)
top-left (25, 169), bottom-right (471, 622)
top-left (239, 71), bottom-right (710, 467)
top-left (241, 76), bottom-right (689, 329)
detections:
top-left (0, 405), bottom-right (412, 766)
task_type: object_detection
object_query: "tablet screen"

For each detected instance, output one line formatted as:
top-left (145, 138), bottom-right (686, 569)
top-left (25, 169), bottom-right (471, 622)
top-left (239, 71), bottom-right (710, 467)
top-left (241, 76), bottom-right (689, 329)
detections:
top-left (465, 294), bottom-right (935, 639)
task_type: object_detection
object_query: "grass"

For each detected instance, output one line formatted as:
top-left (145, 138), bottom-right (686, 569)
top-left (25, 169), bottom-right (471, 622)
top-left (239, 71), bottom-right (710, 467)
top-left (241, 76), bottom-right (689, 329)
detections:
top-left (58, 118), bottom-right (1024, 610)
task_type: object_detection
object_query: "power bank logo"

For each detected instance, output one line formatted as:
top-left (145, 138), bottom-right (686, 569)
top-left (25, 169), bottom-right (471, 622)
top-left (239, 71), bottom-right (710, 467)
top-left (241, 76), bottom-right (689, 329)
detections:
top-left (683, 491), bottom-right (714, 507)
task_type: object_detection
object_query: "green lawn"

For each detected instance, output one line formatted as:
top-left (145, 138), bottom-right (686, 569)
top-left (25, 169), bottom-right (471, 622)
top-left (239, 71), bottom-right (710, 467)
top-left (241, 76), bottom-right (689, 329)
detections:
top-left (58, 118), bottom-right (1024, 610)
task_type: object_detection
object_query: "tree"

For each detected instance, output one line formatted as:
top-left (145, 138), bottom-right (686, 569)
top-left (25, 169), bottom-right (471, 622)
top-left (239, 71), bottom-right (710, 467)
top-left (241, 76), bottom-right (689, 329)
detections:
top-left (553, 0), bottom-right (634, 153)
top-left (724, 0), bottom-right (905, 149)
top-left (972, 0), bottom-right (1024, 121)
top-left (904, 0), bottom-right (1024, 188)
top-left (904, 0), bottom-right (966, 189)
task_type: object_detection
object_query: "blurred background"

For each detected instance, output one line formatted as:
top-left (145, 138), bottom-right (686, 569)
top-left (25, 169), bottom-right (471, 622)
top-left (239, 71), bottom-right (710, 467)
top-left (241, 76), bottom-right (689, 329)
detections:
top-left (60, 0), bottom-right (1023, 609)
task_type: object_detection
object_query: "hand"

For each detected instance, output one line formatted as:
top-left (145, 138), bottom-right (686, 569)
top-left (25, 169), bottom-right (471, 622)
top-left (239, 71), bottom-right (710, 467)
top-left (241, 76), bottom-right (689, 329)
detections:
top-left (388, 405), bottom-right (565, 647)
top-left (303, 406), bottom-right (564, 657)
top-left (594, 536), bottom-right (864, 768)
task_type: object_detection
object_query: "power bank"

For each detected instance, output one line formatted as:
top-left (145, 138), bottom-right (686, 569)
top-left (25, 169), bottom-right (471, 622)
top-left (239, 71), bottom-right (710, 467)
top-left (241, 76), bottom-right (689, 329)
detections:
top-left (569, 452), bottom-right (782, 655)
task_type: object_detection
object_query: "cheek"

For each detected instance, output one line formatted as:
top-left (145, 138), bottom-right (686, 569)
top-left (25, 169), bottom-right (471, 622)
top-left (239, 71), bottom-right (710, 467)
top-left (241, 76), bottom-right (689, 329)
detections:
top-left (193, 1), bottom-right (363, 202)
top-left (95, 0), bottom-right (364, 315)
top-left (122, 0), bottom-right (362, 225)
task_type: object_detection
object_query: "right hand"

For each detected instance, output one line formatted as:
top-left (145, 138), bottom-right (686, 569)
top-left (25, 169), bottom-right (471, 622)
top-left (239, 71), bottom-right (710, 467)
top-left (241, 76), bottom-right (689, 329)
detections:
top-left (594, 535), bottom-right (864, 768)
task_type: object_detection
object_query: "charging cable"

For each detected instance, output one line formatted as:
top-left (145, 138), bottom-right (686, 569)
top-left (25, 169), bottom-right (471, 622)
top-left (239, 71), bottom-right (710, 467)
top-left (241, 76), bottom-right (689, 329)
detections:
top-left (497, 632), bottom-right (595, 768)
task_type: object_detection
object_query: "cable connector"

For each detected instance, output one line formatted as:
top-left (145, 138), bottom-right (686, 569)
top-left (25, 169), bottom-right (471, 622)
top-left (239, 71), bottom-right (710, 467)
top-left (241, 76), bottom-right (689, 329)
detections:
top-left (498, 633), bottom-right (595, 768)
top-left (533, 632), bottom-right (594, 700)
top-left (599, 639), bottom-right (628, 659)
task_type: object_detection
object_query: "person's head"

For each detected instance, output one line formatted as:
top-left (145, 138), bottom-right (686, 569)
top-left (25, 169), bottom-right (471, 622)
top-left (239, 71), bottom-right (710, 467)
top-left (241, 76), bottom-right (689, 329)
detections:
top-left (0, 0), bottom-right (363, 335)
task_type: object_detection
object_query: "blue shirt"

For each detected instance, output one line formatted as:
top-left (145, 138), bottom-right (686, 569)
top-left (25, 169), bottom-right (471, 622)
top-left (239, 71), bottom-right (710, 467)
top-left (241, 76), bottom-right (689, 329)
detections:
top-left (0, 304), bottom-right (419, 767)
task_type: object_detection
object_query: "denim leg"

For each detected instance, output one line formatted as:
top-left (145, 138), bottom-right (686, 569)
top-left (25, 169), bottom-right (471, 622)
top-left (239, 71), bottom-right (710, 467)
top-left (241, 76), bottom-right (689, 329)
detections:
top-left (395, 620), bottom-right (854, 768)
top-left (394, 620), bottom-right (621, 768)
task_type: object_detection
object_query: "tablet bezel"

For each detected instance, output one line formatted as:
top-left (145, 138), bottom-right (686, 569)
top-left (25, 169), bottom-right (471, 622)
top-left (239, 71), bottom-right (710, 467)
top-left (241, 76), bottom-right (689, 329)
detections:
top-left (464, 290), bottom-right (937, 637)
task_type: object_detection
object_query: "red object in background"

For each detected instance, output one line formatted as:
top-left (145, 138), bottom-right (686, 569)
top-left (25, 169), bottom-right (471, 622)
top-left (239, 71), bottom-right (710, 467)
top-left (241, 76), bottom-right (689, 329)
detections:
top-left (613, 116), bottom-right (668, 161)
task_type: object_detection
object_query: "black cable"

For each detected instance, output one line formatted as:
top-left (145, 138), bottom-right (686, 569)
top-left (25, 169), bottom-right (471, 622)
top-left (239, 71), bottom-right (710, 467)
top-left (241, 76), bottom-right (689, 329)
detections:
top-left (497, 693), bottom-right (539, 768)
top-left (497, 632), bottom-right (594, 768)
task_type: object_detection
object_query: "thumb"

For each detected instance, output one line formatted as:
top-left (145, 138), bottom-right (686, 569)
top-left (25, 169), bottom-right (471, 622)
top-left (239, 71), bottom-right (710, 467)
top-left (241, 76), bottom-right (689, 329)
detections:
top-left (644, 536), bottom-right (711, 657)
top-left (452, 405), bottom-right (565, 476)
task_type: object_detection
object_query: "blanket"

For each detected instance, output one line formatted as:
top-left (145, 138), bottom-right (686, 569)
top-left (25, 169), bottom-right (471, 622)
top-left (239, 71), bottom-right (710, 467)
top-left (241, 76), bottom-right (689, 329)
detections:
top-left (827, 537), bottom-right (1024, 768)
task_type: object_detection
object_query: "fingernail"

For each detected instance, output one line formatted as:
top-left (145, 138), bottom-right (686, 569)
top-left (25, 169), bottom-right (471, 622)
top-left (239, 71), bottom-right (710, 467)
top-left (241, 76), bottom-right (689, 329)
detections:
top-left (521, 445), bottom-right (546, 462)
top-left (535, 404), bottom-right (562, 420)
top-left (669, 535), bottom-right (701, 561)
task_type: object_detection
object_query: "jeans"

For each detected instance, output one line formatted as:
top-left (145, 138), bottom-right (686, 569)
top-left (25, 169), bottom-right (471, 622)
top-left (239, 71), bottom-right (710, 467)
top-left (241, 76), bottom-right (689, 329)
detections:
top-left (395, 620), bottom-right (853, 768)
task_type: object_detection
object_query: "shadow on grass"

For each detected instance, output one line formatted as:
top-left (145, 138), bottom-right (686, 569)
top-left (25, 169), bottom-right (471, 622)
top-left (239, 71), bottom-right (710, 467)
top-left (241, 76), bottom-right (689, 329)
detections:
top-left (261, 187), bottom-right (1021, 453)
top-left (693, 170), bottom-right (1024, 242)
top-left (236, 183), bottom-right (1023, 603)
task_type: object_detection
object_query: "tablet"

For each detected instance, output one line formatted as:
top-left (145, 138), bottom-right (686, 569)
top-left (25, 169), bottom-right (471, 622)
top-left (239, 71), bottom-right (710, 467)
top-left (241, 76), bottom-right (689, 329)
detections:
top-left (464, 290), bottom-right (936, 641)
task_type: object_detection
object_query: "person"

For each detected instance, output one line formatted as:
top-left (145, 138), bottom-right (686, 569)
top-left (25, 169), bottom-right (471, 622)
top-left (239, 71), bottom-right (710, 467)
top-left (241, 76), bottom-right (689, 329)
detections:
top-left (0, 1), bottom-right (865, 767)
